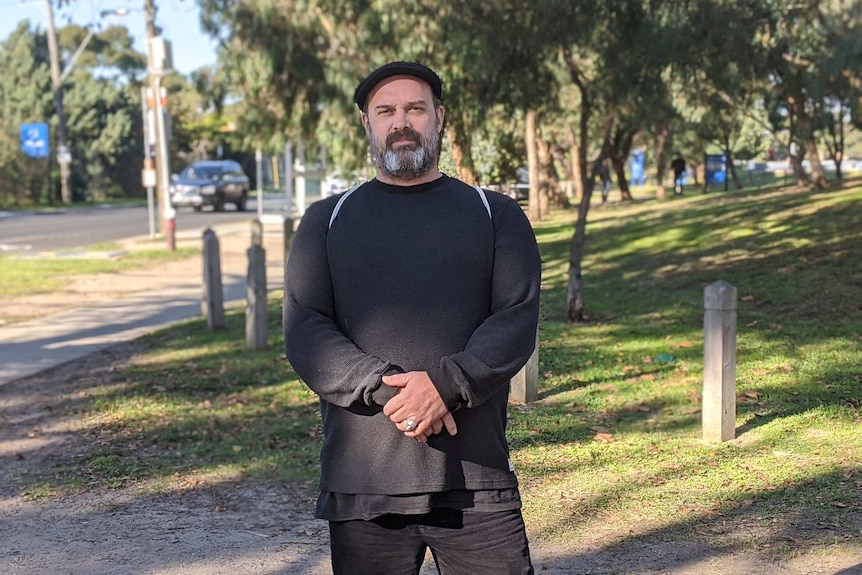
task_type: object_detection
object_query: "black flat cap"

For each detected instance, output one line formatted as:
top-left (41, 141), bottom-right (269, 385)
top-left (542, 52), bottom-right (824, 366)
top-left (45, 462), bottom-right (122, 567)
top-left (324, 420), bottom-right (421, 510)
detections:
top-left (354, 61), bottom-right (443, 111)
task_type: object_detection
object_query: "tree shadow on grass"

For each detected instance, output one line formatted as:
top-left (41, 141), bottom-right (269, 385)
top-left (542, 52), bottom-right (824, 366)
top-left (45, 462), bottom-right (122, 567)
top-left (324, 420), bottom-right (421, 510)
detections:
top-left (529, 474), bottom-right (862, 573)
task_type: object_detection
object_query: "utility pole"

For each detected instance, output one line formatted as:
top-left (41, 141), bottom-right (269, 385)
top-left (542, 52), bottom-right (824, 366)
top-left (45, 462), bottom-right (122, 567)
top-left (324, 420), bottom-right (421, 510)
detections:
top-left (143, 0), bottom-right (175, 250)
top-left (44, 0), bottom-right (72, 204)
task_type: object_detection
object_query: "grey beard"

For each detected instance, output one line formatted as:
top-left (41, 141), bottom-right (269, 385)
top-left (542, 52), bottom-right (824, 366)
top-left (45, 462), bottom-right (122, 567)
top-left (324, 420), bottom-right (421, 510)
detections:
top-left (368, 127), bottom-right (439, 181)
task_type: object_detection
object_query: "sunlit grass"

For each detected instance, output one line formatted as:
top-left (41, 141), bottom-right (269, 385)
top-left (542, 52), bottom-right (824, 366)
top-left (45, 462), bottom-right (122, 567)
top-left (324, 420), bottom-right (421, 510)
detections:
top-left (512, 182), bottom-right (862, 546)
top-left (0, 247), bottom-right (197, 298)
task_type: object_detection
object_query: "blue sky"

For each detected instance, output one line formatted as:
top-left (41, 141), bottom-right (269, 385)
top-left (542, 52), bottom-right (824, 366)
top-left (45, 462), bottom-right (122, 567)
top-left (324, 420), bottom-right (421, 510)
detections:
top-left (0, 0), bottom-right (218, 75)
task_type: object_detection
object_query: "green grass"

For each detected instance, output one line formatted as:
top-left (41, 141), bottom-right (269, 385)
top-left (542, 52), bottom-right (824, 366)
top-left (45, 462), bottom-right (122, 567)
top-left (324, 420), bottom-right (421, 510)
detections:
top-left (0, 246), bottom-right (197, 298)
top-left (519, 179), bottom-right (862, 547)
top-left (9, 179), bottom-right (862, 554)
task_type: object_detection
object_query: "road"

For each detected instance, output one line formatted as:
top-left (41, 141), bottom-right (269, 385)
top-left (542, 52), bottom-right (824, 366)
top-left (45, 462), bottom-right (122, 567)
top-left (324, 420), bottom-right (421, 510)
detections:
top-left (0, 196), bottom-right (291, 252)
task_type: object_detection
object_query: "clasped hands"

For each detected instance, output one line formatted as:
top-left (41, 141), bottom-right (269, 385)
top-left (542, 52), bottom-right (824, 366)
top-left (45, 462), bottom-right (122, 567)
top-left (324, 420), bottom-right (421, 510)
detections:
top-left (382, 371), bottom-right (458, 443)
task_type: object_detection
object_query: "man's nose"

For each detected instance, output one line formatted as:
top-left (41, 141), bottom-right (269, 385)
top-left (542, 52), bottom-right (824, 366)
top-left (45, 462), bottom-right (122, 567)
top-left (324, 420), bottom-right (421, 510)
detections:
top-left (391, 108), bottom-right (410, 130)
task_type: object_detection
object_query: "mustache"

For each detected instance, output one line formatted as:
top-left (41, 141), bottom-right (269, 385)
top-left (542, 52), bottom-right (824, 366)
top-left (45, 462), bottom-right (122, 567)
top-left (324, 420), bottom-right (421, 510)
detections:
top-left (385, 128), bottom-right (421, 148)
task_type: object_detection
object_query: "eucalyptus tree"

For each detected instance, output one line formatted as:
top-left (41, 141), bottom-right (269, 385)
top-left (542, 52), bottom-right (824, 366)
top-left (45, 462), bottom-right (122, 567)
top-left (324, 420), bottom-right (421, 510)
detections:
top-left (51, 23), bottom-right (147, 200)
top-left (62, 75), bottom-right (140, 199)
top-left (195, 0), bottom-right (561, 189)
top-left (643, 96), bottom-right (679, 199)
top-left (597, 4), bottom-right (676, 202)
top-left (198, 0), bottom-right (333, 157)
top-left (752, 0), bottom-right (857, 188)
top-left (0, 23), bottom-right (54, 205)
top-left (813, 0), bottom-right (862, 178)
top-left (551, 0), bottom-right (684, 321)
top-left (56, 24), bottom-right (147, 83)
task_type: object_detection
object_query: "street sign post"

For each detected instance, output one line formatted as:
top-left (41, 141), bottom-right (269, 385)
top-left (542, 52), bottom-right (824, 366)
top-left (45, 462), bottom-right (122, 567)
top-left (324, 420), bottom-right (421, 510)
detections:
top-left (20, 123), bottom-right (50, 158)
top-left (705, 154), bottom-right (728, 192)
top-left (56, 145), bottom-right (71, 165)
top-left (630, 149), bottom-right (645, 187)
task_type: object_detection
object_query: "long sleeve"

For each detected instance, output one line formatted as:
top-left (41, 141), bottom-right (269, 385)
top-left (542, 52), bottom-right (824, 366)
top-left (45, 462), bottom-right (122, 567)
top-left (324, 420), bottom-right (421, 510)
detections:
top-left (283, 200), bottom-right (397, 410)
top-left (426, 195), bottom-right (542, 409)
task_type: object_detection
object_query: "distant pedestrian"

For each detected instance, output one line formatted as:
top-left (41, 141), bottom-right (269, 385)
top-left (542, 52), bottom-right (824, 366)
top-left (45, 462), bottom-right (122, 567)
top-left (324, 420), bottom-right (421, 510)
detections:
top-left (671, 154), bottom-right (686, 195)
top-left (598, 160), bottom-right (612, 203)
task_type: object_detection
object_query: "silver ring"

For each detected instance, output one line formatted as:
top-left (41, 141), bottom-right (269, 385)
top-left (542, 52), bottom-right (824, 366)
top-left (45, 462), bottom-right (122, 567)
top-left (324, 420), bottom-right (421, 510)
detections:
top-left (404, 417), bottom-right (417, 432)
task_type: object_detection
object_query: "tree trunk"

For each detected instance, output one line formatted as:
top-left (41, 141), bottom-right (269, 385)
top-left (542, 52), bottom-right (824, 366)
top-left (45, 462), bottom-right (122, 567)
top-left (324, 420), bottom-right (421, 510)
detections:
top-left (725, 146), bottom-right (742, 190)
top-left (802, 128), bottom-right (827, 189)
top-left (788, 90), bottom-right (825, 188)
top-left (654, 128), bottom-right (668, 200)
top-left (694, 161), bottom-right (705, 192)
top-left (537, 138), bottom-right (552, 217)
top-left (567, 89), bottom-right (593, 322)
top-left (550, 144), bottom-right (571, 208)
top-left (826, 104), bottom-right (845, 180)
top-left (568, 125), bottom-right (583, 201)
top-left (789, 87), bottom-right (826, 189)
top-left (610, 155), bottom-right (630, 200)
top-left (567, 196), bottom-right (589, 322)
top-left (608, 127), bottom-right (634, 200)
top-left (789, 147), bottom-right (809, 186)
top-left (563, 49), bottom-right (604, 322)
top-left (446, 128), bottom-right (477, 185)
top-left (609, 126), bottom-right (635, 200)
top-left (526, 109), bottom-right (541, 222)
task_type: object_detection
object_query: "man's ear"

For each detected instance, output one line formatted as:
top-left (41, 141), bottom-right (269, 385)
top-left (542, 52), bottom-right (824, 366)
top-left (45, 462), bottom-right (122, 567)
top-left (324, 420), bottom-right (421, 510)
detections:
top-left (360, 112), bottom-right (369, 130)
top-left (437, 105), bottom-right (445, 133)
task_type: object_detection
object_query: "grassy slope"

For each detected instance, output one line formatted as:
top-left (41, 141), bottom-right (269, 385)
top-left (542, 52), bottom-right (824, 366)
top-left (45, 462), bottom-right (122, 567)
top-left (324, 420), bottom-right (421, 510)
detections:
top-left (14, 180), bottom-right (862, 557)
top-left (520, 181), bottom-right (862, 552)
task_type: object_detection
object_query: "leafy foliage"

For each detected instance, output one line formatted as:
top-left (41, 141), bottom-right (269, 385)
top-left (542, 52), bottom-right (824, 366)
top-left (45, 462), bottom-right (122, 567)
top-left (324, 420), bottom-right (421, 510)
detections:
top-left (0, 23), bottom-right (55, 205)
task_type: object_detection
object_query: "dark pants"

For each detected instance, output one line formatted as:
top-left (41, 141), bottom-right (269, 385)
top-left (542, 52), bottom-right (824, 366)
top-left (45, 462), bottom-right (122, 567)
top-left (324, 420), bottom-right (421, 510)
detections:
top-left (328, 508), bottom-right (534, 575)
top-left (674, 172), bottom-right (684, 194)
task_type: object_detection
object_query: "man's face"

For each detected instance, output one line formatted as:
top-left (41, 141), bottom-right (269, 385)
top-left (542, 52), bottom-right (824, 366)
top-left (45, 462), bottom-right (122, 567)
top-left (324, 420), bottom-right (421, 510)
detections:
top-left (362, 76), bottom-right (445, 183)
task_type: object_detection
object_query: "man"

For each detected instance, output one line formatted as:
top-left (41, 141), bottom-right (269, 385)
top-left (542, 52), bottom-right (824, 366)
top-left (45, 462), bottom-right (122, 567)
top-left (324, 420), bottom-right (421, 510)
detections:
top-left (671, 153), bottom-right (686, 195)
top-left (283, 61), bottom-right (541, 575)
top-left (598, 159), bottom-right (612, 203)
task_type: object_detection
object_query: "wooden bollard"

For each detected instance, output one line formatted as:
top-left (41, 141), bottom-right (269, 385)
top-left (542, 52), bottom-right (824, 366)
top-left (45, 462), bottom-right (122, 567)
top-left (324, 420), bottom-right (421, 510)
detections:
top-left (510, 327), bottom-right (539, 403)
top-left (703, 281), bottom-right (737, 442)
top-left (246, 243), bottom-right (268, 350)
top-left (201, 228), bottom-right (225, 330)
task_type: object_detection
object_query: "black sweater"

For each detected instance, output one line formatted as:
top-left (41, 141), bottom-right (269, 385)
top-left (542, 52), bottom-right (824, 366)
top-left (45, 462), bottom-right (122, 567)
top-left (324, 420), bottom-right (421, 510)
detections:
top-left (283, 175), bottom-right (541, 496)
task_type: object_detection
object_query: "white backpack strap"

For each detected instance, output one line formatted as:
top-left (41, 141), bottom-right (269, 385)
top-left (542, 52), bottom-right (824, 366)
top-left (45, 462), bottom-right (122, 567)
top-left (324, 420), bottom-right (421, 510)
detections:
top-left (331, 183), bottom-right (489, 228)
top-left (328, 183), bottom-right (363, 229)
top-left (473, 185), bottom-right (492, 220)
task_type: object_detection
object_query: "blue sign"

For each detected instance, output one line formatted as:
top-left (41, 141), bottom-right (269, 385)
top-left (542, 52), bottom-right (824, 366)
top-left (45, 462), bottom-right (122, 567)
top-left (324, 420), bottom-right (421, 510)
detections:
top-left (630, 150), bottom-right (645, 187)
top-left (705, 154), bottom-right (727, 186)
top-left (20, 123), bottom-right (50, 158)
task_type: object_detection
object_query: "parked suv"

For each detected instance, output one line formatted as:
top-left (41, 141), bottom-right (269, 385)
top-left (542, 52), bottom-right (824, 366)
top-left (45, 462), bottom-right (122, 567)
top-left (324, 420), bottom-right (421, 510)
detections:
top-left (170, 160), bottom-right (249, 212)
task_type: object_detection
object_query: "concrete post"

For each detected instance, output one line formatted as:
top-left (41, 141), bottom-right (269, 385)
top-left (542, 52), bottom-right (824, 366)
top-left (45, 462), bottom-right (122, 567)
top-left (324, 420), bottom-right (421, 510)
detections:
top-left (703, 280), bottom-right (737, 442)
top-left (510, 328), bottom-right (539, 403)
top-left (246, 244), bottom-right (268, 350)
top-left (201, 228), bottom-right (225, 330)
top-left (250, 218), bottom-right (263, 247)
